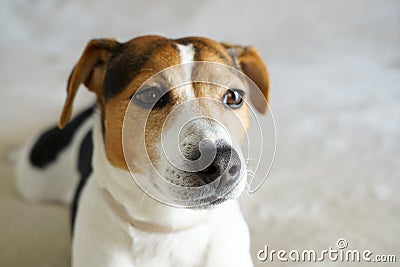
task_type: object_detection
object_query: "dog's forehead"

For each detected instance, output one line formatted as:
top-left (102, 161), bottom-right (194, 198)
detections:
top-left (176, 37), bottom-right (234, 64)
top-left (103, 36), bottom-right (236, 100)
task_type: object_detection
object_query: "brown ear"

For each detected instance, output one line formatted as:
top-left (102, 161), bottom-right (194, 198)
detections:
top-left (222, 43), bottom-right (270, 113)
top-left (59, 38), bottom-right (119, 129)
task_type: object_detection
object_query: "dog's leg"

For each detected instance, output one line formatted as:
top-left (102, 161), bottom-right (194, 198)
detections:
top-left (15, 107), bottom-right (94, 204)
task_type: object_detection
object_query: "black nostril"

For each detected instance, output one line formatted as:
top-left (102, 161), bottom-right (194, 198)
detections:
top-left (201, 164), bottom-right (218, 175)
top-left (199, 164), bottom-right (220, 184)
top-left (228, 165), bottom-right (240, 177)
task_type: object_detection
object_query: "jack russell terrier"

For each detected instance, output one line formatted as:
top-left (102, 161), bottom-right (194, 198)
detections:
top-left (15, 35), bottom-right (270, 267)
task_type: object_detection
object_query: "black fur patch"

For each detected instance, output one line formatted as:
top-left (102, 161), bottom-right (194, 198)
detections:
top-left (103, 43), bottom-right (145, 101)
top-left (29, 107), bottom-right (94, 168)
top-left (71, 130), bottom-right (93, 234)
top-left (103, 39), bottom-right (177, 101)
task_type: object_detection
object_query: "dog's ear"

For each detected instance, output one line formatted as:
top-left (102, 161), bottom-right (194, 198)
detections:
top-left (59, 38), bottom-right (119, 129)
top-left (221, 43), bottom-right (270, 113)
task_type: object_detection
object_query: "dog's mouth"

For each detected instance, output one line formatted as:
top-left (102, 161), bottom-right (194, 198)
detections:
top-left (150, 164), bottom-right (248, 208)
top-left (129, 155), bottom-right (247, 208)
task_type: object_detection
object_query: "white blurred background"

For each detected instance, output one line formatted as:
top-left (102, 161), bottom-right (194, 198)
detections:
top-left (0, 0), bottom-right (399, 266)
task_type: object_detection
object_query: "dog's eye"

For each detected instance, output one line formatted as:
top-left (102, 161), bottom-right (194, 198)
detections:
top-left (222, 89), bottom-right (244, 109)
top-left (132, 86), bottom-right (169, 109)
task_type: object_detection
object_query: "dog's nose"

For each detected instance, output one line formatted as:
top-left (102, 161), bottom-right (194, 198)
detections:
top-left (198, 144), bottom-right (242, 186)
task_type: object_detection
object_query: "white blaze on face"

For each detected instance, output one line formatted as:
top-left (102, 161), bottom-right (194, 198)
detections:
top-left (176, 44), bottom-right (195, 100)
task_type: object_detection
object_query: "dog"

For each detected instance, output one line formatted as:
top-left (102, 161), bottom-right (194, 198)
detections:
top-left (15, 35), bottom-right (269, 267)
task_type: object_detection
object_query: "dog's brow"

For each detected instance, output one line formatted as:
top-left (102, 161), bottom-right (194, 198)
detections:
top-left (103, 40), bottom-right (178, 101)
top-left (103, 45), bottom-right (149, 100)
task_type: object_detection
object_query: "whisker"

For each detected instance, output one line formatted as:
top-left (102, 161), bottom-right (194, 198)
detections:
top-left (139, 193), bottom-right (147, 208)
top-left (246, 170), bottom-right (256, 176)
top-left (238, 187), bottom-right (250, 203)
top-left (147, 196), bottom-right (153, 210)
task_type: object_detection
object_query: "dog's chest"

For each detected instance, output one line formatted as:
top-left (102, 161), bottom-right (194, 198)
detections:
top-left (129, 227), bottom-right (211, 267)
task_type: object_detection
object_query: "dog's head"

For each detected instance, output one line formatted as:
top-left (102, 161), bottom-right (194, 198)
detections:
top-left (59, 36), bottom-right (269, 207)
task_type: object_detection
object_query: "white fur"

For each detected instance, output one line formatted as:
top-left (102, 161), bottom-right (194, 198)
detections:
top-left (176, 44), bottom-right (195, 100)
top-left (15, 117), bottom-right (93, 204)
top-left (72, 111), bottom-right (253, 267)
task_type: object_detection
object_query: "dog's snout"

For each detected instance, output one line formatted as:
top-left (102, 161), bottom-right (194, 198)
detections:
top-left (198, 145), bottom-right (242, 185)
